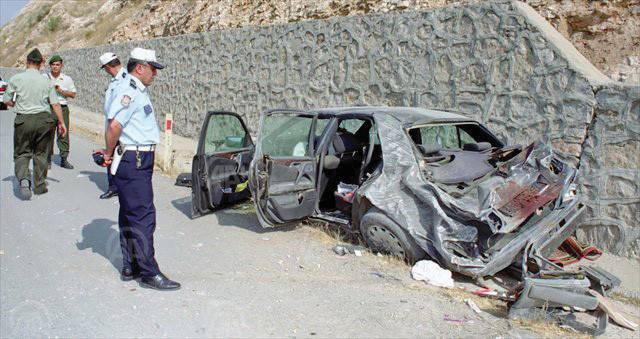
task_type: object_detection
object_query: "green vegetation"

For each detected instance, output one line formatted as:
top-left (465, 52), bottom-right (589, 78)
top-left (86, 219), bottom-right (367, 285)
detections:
top-left (84, 29), bottom-right (95, 39)
top-left (47, 16), bottom-right (61, 32)
top-left (28, 3), bottom-right (52, 27)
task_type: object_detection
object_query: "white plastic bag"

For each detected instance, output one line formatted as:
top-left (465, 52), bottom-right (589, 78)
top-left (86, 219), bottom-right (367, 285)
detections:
top-left (411, 260), bottom-right (454, 288)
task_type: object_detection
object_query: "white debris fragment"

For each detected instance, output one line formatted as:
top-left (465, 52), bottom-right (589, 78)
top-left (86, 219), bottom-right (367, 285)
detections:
top-left (411, 260), bottom-right (454, 288)
top-left (465, 298), bottom-right (482, 314)
top-left (354, 250), bottom-right (363, 257)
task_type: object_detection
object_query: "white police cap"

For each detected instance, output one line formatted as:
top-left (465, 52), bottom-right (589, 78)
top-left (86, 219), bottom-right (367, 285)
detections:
top-left (130, 47), bottom-right (165, 69)
top-left (99, 52), bottom-right (118, 68)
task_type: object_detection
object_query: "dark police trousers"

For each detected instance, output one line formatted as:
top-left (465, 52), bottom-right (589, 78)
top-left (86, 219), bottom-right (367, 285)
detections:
top-left (114, 150), bottom-right (160, 277)
top-left (107, 166), bottom-right (117, 192)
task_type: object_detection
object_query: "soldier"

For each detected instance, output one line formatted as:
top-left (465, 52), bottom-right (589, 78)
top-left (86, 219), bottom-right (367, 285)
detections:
top-left (98, 52), bottom-right (127, 199)
top-left (97, 48), bottom-right (180, 290)
top-left (2, 48), bottom-right (67, 200)
top-left (45, 54), bottom-right (76, 169)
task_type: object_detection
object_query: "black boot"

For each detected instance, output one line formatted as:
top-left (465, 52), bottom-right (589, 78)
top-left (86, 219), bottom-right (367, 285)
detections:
top-left (18, 179), bottom-right (31, 200)
top-left (60, 157), bottom-right (74, 169)
top-left (100, 190), bottom-right (118, 199)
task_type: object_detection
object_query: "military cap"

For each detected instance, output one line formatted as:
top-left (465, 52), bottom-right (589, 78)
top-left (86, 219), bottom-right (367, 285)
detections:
top-left (48, 54), bottom-right (63, 64)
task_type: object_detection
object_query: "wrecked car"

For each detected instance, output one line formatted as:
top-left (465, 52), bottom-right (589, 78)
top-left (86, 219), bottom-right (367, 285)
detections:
top-left (192, 107), bottom-right (584, 271)
top-left (191, 107), bottom-right (621, 331)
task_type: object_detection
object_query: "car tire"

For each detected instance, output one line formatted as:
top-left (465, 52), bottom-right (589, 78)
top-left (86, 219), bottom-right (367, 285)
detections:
top-left (359, 209), bottom-right (425, 264)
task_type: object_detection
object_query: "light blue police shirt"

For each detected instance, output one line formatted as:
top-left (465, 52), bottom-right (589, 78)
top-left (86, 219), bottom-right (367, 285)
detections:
top-left (107, 75), bottom-right (160, 145)
top-left (104, 67), bottom-right (128, 115)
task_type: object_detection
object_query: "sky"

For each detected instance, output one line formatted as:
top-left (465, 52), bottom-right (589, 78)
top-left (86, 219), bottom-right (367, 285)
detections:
top-left (1, 0), bottom-right (30, 28)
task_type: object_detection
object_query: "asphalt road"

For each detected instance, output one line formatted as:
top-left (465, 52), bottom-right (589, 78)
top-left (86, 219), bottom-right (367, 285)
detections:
top-left (0, 109), bottom-right (533, 337)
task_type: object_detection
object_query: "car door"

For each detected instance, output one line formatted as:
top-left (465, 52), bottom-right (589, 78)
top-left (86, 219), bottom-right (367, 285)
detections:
top-left (250, 110), bottom-right (319, 227)
top-left (191, 111), bottom-right (254, 218)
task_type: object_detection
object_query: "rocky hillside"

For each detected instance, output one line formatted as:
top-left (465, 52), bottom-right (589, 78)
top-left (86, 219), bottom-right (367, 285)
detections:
top-left (1, 0), bottom-right (638, 83)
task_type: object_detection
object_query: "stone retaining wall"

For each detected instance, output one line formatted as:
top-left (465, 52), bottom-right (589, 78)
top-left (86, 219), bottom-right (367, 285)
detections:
top-left (2, 0), bottom-right (637, 256)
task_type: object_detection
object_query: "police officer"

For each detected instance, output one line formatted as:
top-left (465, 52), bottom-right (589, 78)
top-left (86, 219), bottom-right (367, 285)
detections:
top-left (2, 48), bottom-right (67, 200)
top-left (45, 54), bottom-right (76, 169)
top-left (98, 52), bottom-right (127, 199)
top-left (97, 48), bottom-right (180, 290)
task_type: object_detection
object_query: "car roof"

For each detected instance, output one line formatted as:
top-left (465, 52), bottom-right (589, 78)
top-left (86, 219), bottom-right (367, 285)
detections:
top-left (307, 106), bottom-right (475, 125)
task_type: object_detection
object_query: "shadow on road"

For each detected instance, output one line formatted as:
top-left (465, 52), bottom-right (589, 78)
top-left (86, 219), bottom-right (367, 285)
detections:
top-left (2, 175), bottom-right (60, 199)
top-left (170, 196), bottom-right (295, 234)
top-left (76, 218), bottom-right (122, 272)
top-left (171, 196), bottom-right (192, 218)
top-left (2, 176), bottom-right (20, 200)
top-left (78, 171), bottom-right (108, 192)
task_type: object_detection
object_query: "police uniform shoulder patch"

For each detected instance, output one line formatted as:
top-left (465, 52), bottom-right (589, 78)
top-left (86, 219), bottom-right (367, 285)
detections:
top-left (129, 79), bottom-right (137, 89)
top-left (143, 104), bottom-right (152, 114)
top-left (121, 95), bottom-right (132, 108)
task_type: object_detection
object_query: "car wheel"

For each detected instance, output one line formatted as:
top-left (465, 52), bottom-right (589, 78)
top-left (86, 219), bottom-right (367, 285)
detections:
top-left (359, 209), bottom-right (425, 264)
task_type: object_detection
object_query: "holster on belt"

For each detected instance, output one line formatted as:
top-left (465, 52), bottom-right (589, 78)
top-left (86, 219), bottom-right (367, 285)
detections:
top-left (110, 145), bottom-right (124, 175)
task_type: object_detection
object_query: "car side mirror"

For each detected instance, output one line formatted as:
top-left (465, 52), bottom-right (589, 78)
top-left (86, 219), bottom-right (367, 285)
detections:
top-left (324, 155), bottom-right (339, 170)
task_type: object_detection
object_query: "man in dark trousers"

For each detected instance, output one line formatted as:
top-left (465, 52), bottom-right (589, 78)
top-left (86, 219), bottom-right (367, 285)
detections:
top-left (97, 48), bottom-right (180, 290)
top-left (2, 48), bottom-right (67, 200)
top-left (98, 52), bottom-right (127, 199)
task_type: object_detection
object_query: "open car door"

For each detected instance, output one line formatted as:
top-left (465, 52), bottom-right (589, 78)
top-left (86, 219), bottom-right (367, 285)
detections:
top-left (250, 110), bottom-right (319, 227)
top-left (191, 111), bottom-right (254, 218)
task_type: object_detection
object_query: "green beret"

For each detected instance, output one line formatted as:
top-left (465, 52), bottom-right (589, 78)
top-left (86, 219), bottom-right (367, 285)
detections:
top-left (26, 48), bottom-right (43, 63)
top-left (48, 54), bottom-right (63, 64)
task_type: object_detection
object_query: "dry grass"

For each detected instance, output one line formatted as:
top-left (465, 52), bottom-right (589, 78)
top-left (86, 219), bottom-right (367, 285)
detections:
top-left (229, 200), bottom-right (255, 214)
top-left (610, 292), bottom-right (640, 308)
top-left (302, 219), bottom-right (355, 245)
top-left (514, 318), bottom-right (592, 339)
top-left (85, 1), bottom-right (146, 46)
top-left (438, 287), bottom-right (508, 318)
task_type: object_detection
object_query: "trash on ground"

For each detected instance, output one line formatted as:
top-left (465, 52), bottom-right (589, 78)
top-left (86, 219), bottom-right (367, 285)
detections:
top-left (411, 260), bottom-right (454, 288)
top-left (465, 298), bottom-right (483, 314)
top-left (588, 289), bottom-right (638, 331)
top-left (468, 287), bottom-right (515, 302)
top-left (443, 314), bottom-right (473, 324)
top-left (332, 244), bottom-right (366, 256)
top-left (370, 271), bottom-right (402, 282)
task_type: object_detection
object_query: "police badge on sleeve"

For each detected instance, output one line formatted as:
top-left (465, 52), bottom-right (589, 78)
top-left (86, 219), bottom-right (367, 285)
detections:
top-left (121, 95), bottom-right (131, 108)
top-left (144, 105), bottom-right (152, 114)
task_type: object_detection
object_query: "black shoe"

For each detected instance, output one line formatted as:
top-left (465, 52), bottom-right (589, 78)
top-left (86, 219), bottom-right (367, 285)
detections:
top-left (121, 268), bottom-right (139, 281)
top-left (60, 157), bottom-right (74, 169)
top-left (18, 179), bottom-right (31, 200)
top-left (140, 273), bottom-right (181, 291)
top-left (100, 190), bottom-right (118, 199)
